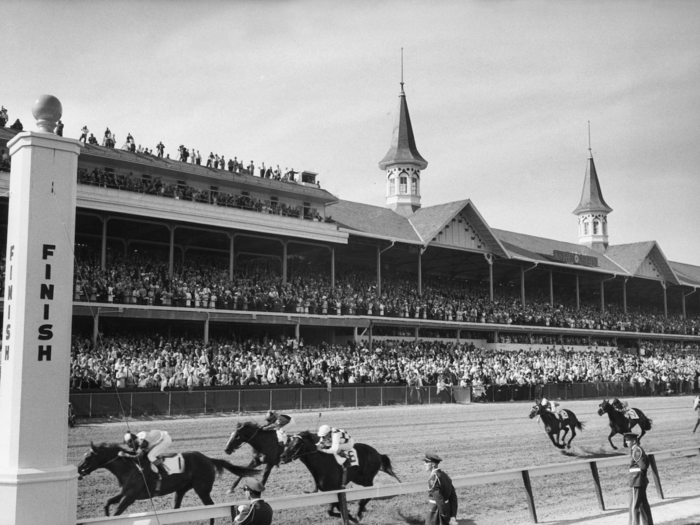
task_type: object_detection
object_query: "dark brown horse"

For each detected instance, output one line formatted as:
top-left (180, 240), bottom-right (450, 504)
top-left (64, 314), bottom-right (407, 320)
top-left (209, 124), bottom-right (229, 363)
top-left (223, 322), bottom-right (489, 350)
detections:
top-left (598, 399), bottom-right (652, 449)
top-left (224, 421), bottom-right (282, 490)
top-left (529, 404), bottom-right (584, 449)
top-left (280, 431), bottom-right (401, 522)
top-left (77, 442), bottom-right (258, 523)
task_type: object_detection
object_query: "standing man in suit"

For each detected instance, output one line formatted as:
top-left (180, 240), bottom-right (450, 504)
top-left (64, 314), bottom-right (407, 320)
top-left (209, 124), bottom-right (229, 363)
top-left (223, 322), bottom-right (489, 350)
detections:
top-left (423, 452), bottom-right (458, 525)
top-left (231, 478), bottom-right (273, 525)
top-left (625, 432), bottom-right (653, 525)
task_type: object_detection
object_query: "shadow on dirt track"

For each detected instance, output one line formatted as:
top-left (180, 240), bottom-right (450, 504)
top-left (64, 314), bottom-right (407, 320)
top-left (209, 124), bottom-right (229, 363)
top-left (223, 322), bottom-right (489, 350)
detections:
top-left (559, 445), bottom-right (626, 459)
top-left (397, 509), bottom-right (477, 524)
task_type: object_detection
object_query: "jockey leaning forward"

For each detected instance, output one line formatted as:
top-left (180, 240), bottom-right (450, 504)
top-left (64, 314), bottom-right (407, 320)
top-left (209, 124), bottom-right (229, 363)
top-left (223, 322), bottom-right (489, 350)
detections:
top-left (122, 429), bottom-right (172, 481)
top-left (316, 425), bottom-right (355, 467)
top-left (262, 410), bottom-right (295, 445)
top-left (540, 398), bottom-right (561, 418)
top-left (612, 397), bottom-right (634, 419)
top-left (693, 396), bottom-right (700, 434)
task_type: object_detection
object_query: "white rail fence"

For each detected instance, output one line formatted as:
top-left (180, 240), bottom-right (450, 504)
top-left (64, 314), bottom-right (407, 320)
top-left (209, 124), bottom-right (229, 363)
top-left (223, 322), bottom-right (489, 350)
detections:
top-left (77, 446), bottom-right (700, 525)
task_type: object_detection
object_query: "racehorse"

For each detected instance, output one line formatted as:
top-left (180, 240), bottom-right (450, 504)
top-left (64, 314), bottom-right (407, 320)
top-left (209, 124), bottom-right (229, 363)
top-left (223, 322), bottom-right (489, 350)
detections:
top-left (77, 442), bottom-right (258, 523)
top-left (280, 431), bottom-right (401, 522)
top-left (224, 421), bottom-right (282, 490)
top-left (529, 404), bottom-right (584, 449)
top-left (598, 399), bottom-right (653, 449)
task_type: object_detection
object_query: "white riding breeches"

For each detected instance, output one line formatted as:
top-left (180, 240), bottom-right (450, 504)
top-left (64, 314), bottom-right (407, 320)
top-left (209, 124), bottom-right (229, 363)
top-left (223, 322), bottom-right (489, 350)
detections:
top-left (147, 432), bottom-right (172, 462)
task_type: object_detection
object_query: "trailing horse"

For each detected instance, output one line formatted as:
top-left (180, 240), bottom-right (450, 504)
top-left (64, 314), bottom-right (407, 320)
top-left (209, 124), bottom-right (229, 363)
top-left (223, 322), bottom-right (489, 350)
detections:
top-left (77, 442), bottom-right (258, 523)
top-left (598, 399), bottom-right (652, 449)
top-left (224, 421), bottom-right (282, 490)
top-left (280, 431), bottom-right (401, 522)
top-left (529, 404), bottom-right (584, 449)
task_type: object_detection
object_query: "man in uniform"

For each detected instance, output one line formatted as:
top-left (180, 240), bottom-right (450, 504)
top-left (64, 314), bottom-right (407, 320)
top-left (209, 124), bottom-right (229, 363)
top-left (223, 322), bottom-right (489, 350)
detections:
top-left (423, 452), bottom-right (458, 525)
top-left (122, 429), bottom-right (172, 482)
top-left (231, 477), bottom-right (273, 525)
top-left (692, 396), bottom-right (700, 434)
top-left (625, 432), bottom-right (653, 525)
top-left (262, 410), bottom-right (295, 445)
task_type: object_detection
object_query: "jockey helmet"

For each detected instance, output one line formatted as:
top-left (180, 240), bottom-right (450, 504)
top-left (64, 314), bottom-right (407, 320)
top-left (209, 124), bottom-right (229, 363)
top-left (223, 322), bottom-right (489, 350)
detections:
top-left (541, 398), bottom-right (548, 405)
top-left (265, 410), bottom-right (276, 422)
top-left (318, 424), bottom-right (331, 437)
top-left (123, 432), bottom-right (137, 446)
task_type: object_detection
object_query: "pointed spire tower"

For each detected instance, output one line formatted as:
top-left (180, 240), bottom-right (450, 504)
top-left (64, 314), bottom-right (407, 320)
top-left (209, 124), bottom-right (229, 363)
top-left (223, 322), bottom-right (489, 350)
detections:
top-left (573, 124), bottom-right (613, 252)
top-left (379, 50), bottom-right (427, 217)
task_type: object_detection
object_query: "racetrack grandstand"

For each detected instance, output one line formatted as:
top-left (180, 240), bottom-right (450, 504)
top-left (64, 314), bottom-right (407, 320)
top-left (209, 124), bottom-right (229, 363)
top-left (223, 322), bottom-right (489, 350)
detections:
top-left (1, 84), bottom-right (699, 362)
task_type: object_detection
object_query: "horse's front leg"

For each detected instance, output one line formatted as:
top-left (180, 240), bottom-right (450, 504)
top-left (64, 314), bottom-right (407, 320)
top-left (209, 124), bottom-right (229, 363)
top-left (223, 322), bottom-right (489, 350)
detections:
top-left (547, 430), bottom-right (564, 449)
top-left (261, 463), bottom-right (274, 487)
top-left (229, 458), bottom-right (258, 493)
top-left (608, 429), bottom-right (618, 450)
top-left (327, 502), bottom-right (341, 518)
top-left (103, 494), bottom-right (122, 516)
top-left (112, 493), bottom-right (138, 516)
top-left (637, 422), bottom-right (646, 442)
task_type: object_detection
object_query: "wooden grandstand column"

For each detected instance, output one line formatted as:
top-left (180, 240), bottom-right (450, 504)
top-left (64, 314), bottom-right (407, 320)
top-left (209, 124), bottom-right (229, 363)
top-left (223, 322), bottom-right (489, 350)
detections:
top-left (100, 215), bottom-right (108, 271)
top-left (600, 278), bottom-right (605, 313)
top-left (376, 243), bottom-right (381, 295)
top-left (168, 225), bottom-right (175, 279)
top-left (330, 247), bottom-right (335, 289)
top-left (623, 278), bottom-right (628, 314)
top-left (229, 234), bottom-right (234, 280)
top-left (282, 240), bottom-right (288, 285)
top-left (417, 250), bottom-right (422, 296)
top-left (549, 270), bottom-right (553, 307)
top-left (661, 281), bottom-right (667, 319)
top-left (92, 309), bottom-right (100, 347)
top-left (203, 314), bottom-right (209, 344)
top-left (575, 274), bottom-right (580, 310)
top-left (521, 266), bottom-right (525, 306)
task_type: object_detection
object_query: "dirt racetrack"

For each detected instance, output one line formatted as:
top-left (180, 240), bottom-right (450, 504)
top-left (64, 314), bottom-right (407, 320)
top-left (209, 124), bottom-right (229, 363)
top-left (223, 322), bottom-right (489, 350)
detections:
top-left (71, 395), bottom-right (700, 524)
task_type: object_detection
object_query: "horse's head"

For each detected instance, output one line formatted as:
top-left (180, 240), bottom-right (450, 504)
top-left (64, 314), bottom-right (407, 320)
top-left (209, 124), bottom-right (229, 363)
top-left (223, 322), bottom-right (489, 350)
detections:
top-left (597, 399), bottom-right (610, 416)
top-left (225, 421), bottom-right (260, 455)
top-left (528, 404), bottom-right (542, 419)
top-left (77, 442), bottom-right (120, 479)
top-left (280, 431), bottom-right (315, 464)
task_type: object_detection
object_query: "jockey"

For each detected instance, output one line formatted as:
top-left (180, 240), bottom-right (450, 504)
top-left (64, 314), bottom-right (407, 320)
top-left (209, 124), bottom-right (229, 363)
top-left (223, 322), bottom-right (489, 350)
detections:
top-left (540, 398), bottom-right (561, 418)
top-left (122, 429), bottom-right (172, 480)
top-left (612, 398), bottom-right (633, 418)
top-left (316, 425), bottom-right (355, 467)
top-left (261, 410), bottom-right (295, 445)
top-left (693, 396), bottom-right (700, 434)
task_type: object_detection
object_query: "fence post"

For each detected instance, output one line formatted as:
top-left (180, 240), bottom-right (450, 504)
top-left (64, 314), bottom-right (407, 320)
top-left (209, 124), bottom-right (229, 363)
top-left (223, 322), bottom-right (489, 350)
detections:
top-left (329, 389), bottom-right (331, 409)
top-left (405, 385), bottom-right (408, 406)
top-left (238, 390), bottom-right (241, 414)
top-left (589, 461), bottom-right (605, 510)
top-left (355, 388), bottom-right (358, 409)
top-left (89, 394), bottom-right (92, 419)
top-left (521, 470), bottom-right (538, 523)
top-left (428, 387), bottom-right (431, 404)
top-left (648, 454), bottom-right (664, 499)
top-left (204, 391), bottom-right (207, 414)
top-left (300, 389), bottom-right (303, 410)
top-left (270, 389), bottom-right (273, 411)
top-left (168, 391), bottom-right (171, 417)
top-left (130, 392), bottom-right (133, 418)
top-left (380, 387), bottom-right (383, 406)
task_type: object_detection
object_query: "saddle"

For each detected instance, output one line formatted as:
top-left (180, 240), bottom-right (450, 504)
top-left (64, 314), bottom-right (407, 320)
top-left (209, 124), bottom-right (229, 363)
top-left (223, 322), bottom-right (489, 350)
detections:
top-left (625, 409), bottom-right (639, 420)
top-left (558, 410), bottom-right (569, 421)
top-left (333, 448), bottom-right (360, 468)
top-left (158, 453), bottom-right (185, 475)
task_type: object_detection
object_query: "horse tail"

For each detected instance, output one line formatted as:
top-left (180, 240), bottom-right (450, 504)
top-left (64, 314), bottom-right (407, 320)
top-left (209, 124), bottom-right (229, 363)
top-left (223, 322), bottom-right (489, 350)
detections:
top-left (380, 455), bottom-right (401, 483)
top-left (575, 419), bottom-right (584, 431)
top-left (645, 417), bottom-right (653, 430)
top-left (210, 458), bottom-right (259, 479)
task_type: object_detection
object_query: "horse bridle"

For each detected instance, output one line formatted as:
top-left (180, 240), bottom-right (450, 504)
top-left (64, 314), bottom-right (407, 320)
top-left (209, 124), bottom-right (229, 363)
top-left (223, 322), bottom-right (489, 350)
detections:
top-left (229, 425), bottom-right (261, 452)
top-left (282, 434), bottom-right (318, 463)
top-left (79, 451), bottom-right (122, 477)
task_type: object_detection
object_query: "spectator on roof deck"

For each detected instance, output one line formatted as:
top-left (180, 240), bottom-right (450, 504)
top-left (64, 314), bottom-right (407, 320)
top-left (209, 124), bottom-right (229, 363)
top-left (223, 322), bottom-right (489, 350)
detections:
top-left (259, 162), bottom-right (266, 178)
top-left (88, 133), bottom-right (97, 145)
top-left (0, 106), bottom-right (8, 127)
top-left (248, 160), bottom-right (255, 175)
top-left (79, 125), bottom-right (89, 143)
top-left (156, 141), bottom-right (164, 157)
top-left (196, 150), bottom-right (202, 165)
top-left (10, 119), bottom-right (23, 131)
top-left (55, 120), bottom-right (64, 136)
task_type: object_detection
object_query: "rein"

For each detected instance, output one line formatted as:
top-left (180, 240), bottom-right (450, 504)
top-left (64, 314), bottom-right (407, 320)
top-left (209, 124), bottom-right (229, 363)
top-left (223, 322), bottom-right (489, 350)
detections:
top-left (283, 436), bottom-right (320, 463)
top-left (82, 452), bottom-right (123, 475)
top-left (230, 425), bottom-right (262, 451)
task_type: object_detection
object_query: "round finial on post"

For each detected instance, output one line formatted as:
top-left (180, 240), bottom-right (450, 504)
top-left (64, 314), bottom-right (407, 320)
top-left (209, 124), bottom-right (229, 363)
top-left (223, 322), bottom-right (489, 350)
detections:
top-left (31, 95), bottom-right (63, 134)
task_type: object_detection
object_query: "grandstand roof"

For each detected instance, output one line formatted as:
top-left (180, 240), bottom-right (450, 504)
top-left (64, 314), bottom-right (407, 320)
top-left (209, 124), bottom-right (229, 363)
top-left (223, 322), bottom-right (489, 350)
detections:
top-left (604, 242), bottom-right (680, 285)
top-left (491, 228), bottom-right (626, 274)
top-left (327, 199), bottom-right (423, 243)
top-left (378, 87), bottom-right (428, 171)
top-left (669, 261), bottom-right (700, 288)
top-left (572, 154), bottom-right (613, 215)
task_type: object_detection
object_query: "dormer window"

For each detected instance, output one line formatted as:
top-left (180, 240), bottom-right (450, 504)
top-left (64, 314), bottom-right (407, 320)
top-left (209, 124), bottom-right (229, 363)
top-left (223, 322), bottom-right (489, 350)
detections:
top-left (593, 221), bottom-right (599, 235)
top-left (389, 178), bottom-right (396, 195)
top-left (584, 222), bottom-right (589, 235)
top-left (400, 177), bottom-right (407, 194)
top-left (411, 177), bottom-right (417, 195)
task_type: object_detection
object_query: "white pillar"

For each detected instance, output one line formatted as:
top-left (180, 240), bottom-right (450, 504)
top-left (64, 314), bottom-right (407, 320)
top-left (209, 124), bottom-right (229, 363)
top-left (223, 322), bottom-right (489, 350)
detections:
top-left (0, 96), bottom-right (79, 525)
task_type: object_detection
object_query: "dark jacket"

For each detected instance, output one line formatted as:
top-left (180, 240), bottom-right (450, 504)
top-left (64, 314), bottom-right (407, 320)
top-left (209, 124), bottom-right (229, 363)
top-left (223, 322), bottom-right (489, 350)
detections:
top-left (427, 468), bottom-right (458, 525)
top-left (629, 444), bottom-right (649, 488)
top-left (232, 498), bottom-right (273, 525)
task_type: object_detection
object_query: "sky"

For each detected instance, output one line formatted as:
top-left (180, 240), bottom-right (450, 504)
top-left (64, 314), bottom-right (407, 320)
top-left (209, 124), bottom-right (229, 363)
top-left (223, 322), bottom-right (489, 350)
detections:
top-left (4, 0), bottom-right (700, 266)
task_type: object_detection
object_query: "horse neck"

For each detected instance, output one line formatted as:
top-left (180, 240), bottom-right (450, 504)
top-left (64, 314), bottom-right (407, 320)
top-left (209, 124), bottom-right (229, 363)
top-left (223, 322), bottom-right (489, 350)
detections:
top-left (250, 429), bottom-right (276, 453)
top-left (99, 454), bottom-right (134, 487)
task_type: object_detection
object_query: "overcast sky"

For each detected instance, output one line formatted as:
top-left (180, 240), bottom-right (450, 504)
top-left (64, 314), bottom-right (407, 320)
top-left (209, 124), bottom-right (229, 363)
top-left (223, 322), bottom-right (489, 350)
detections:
top-left (4, 1), bottom-right (700, 266)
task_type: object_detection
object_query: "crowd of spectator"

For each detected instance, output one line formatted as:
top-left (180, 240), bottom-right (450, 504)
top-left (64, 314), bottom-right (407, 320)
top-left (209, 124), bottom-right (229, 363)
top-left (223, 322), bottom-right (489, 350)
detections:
top-left (69, 333), bottom-right (700, 393)
top-left (77, 167), bottom-right (327, 221)
top-left (66, 248), bottom-right (700, 336)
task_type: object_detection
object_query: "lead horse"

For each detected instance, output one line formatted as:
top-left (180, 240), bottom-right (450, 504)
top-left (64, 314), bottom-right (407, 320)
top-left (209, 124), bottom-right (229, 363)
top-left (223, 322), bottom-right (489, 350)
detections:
top-left (280, 431), bottom-right (401, 522)
top-left (78, 442), bottom-right (258, 523)
top-left (529, 404), bottom-right (584, 449)
top-left (598, 399), bottom-right (652, 449)
top-left (224, 421), bottom-right (282, 490)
